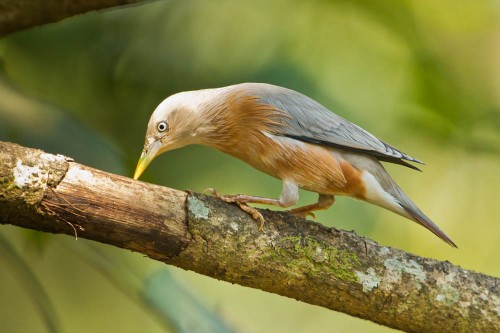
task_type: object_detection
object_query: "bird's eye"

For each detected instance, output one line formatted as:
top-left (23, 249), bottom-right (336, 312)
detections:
top-left (157, 121), bottom-right (169, 132)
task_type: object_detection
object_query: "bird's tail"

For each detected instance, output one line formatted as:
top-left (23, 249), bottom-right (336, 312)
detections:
top-left (361, 163), bottom-right (457, 248)
top-left (389, 185), bottom-right (457, 248)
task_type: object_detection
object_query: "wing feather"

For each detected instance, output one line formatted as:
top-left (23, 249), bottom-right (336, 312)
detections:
top-left (239, 83), bottom-right (423, 169)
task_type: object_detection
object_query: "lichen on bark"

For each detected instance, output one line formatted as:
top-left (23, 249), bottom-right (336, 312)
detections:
top-left (263, 235), bottom-right (361, 282)
top-left (0, 142), bottom-right (70, 224)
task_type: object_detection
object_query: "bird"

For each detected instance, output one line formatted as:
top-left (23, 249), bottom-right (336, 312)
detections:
top-left (134, 83), bottom-right (456, 247)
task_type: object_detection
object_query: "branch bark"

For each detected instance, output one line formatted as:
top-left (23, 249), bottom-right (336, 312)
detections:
top-left (0, 140), bottom-right (498, 333)
top-left (0, 0), bottom-right (149, 37)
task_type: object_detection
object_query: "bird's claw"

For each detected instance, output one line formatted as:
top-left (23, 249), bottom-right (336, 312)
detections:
top-left (234, 201), bottom-right (265, 230)
top-left (287, 209), bottom-right (316, 220)
top-left (202, 188), bottom-right (265, 229)
top-left (202, 187), bottom-right (219, 196)
top-left (203, 188), bottom-right (239, 203)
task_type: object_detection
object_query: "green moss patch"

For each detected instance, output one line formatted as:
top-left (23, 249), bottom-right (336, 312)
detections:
top-left (265, 235), bottom-right (360, 282)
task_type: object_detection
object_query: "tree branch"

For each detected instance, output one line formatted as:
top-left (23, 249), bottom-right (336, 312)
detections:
top-left (0, 0), bottom-right (149, 37)
top-left (0, 141), bottom-right (498, 333)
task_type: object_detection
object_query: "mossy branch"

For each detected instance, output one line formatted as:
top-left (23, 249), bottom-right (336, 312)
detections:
top-left (0, 141), bottom-right (499, 333)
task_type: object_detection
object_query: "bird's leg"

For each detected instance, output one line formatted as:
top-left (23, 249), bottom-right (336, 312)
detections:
top-left (287, 194), bottom-right (336, 219)
top-left (204, 181), bottom-right (299, 229)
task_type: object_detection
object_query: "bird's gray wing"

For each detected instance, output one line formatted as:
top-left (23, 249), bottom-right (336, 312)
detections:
top-left (244, 83), bottom-right (423, 169)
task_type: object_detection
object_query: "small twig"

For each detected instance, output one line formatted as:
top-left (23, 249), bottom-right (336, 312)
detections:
top-left (47, 186), bottom-right (90, 213)
top-left (41, 187), bottom-right (85, 239)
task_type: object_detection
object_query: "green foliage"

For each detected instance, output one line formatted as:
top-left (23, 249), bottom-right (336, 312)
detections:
top-left (144, 270), bottom-right (236, 333)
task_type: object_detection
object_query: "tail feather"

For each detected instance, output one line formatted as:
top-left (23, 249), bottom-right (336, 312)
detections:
top-left (387, 181), bottom-right (457, 248)
top-left (398, 193), bottom-right (457, 248)
top-left (357, 159), bottom-right (457, 248)
top-left (343, 153), bottom-right (457, 248)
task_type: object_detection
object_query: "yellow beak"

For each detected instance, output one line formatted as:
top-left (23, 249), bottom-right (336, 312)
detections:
top-left (133, 140), bottom-right (162, 180)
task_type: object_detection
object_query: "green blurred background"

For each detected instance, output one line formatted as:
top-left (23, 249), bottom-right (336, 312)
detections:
top-left (0, 0), bottom-right (499, 332)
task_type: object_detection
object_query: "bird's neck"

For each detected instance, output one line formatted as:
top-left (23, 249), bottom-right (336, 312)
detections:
top-left (194, 88), bottom-right (286, 157)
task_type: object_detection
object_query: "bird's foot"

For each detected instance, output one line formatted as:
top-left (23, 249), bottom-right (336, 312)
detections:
top-left (203, 188), bottom-right (265, 229)
top-left (203, 188), bottom-right (238, 203)
top-left (286, 194), bottom-right (335, 220)
top-left (287, 208), bottom-right (316, 220)
top-left (234, 201), bottom-right (265, 230)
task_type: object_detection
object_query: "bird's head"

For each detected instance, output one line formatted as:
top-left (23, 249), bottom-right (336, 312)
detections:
top-left (133, 91), bottom-right (205, 180)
